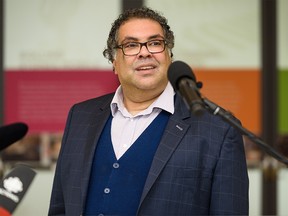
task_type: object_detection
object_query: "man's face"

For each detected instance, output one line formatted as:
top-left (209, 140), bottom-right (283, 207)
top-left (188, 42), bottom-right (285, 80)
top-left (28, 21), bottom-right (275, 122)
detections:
top-left (113, 18), bottom-right (172, 92)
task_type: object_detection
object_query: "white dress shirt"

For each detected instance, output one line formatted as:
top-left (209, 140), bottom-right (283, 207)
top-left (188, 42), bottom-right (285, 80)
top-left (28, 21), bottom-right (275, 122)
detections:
top-left (110, 82), bottom-right (175, 159)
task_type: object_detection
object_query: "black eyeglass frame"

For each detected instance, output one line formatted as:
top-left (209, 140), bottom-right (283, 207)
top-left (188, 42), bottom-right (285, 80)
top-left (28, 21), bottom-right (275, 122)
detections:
top-left (115, 40), bottom-right (167, 56)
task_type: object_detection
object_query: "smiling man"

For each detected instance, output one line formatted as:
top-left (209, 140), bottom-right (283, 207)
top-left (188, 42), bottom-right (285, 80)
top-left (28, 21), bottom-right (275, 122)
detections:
top-left (48, 7), bottom-right (249, 216)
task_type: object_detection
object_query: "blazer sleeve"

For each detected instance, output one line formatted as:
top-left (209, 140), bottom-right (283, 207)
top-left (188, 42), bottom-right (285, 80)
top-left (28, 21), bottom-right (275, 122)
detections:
top-left (209, 124), bottom-right (249, 215)
top-left (48, 105), bottom-right (74, 216)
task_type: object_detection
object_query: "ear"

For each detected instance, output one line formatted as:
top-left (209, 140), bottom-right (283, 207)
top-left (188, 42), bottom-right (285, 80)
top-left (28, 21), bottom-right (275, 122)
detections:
top-left (112, 60), bottom-right (117, 74)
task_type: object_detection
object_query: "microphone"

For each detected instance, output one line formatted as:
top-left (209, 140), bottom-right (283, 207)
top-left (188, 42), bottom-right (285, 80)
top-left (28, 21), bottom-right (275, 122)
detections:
top-left (0, 165), bottom-right (36, 216)
top-left (0, 123), bottom-right (29, 151)
top-left (168, 61), bottom-right (204, 115)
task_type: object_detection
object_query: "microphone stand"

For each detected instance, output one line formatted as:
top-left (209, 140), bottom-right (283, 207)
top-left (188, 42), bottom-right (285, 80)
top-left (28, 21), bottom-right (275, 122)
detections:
top-left (201, 97), bottom-right (288, 166)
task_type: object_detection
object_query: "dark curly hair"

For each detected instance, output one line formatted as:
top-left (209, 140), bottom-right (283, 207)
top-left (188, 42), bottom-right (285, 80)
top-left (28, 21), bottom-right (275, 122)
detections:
top-left (103, 7), bottom-right (175, 63)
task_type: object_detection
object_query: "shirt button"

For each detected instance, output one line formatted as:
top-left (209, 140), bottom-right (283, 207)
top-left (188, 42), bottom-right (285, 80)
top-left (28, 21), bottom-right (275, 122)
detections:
top-left (104, 188), bottom-right (110, 194)
top-left (113, 163), bottom-right (120, 168)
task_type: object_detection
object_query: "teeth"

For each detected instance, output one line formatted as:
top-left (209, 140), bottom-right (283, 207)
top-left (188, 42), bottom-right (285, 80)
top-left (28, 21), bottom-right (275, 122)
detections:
top-left (138, 66), bottom-right (154, 70)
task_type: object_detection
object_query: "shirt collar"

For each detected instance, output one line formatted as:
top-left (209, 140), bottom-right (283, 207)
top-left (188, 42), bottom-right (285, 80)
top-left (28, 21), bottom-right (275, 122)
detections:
top-left (110, 82), bottom-right (175, 117)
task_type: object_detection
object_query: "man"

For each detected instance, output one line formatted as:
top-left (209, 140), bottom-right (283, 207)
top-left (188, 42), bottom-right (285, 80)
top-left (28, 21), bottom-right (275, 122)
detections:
top-left (48, 7), bottom-right (249, 216)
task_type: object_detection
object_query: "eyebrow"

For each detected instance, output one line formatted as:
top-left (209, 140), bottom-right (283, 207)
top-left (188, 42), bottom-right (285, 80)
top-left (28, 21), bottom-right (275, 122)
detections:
top-left (120, 34), bottom-right (165, 44)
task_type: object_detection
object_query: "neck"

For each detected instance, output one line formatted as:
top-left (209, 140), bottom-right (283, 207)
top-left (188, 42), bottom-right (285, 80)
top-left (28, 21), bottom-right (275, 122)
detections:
top-left (122, 88), bottom-right (164, 116)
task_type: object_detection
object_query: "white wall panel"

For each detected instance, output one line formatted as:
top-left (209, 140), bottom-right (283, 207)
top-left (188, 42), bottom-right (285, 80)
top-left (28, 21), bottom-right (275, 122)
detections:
top-left (146, 0), bottom-right (260, 68)
top-left (5, 0), bottom-right (120, 69)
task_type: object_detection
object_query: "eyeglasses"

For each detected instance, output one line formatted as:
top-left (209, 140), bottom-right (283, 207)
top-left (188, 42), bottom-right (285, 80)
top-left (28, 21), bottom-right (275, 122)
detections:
top-left (115, 40), bottom-right (166, 56)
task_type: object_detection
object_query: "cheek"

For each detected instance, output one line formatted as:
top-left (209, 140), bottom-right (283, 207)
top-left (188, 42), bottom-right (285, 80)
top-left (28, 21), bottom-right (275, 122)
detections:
top-left (113, 56), bottom-right (135, 74)
top-left (113, 61), bottom-right (127, 79)
top-left (113, 62), bottom-right (123, 76)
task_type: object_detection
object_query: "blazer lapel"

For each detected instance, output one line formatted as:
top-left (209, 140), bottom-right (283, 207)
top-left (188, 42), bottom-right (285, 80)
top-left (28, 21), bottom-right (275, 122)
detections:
top-left (139, 94), bottom-right (191, 205)
top-left (79, 95), bottom-right (113, 210)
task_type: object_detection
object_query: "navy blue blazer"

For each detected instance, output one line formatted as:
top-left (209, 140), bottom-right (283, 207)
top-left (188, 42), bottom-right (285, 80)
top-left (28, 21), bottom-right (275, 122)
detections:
top-left (48, 92), bottom-right (249, 216)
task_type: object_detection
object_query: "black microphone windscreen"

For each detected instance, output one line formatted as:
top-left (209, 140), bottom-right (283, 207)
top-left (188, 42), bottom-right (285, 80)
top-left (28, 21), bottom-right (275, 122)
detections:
top-left (0, 123), bottom-right (29, 151)
top-left (168, 61), bottom-right (196, 90)
top-left (0, 165), bottom-right (36, 215)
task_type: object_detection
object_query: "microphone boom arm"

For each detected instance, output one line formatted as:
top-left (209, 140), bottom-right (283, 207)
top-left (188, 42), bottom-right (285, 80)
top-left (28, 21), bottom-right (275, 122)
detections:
top-left (202, 97), bottom-right (288, 166)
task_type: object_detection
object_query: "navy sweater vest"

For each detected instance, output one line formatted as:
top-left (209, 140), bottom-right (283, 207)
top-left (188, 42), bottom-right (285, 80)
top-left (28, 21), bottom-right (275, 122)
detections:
top-left (84, 111), bottom-right (170, 216)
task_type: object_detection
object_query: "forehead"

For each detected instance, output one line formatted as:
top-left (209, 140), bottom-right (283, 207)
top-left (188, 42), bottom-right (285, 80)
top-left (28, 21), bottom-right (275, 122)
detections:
top-left (118, 18), bottom-right (164, 41)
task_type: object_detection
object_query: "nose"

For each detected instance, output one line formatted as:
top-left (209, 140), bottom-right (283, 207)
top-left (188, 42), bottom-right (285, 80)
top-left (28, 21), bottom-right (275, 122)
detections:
top-left (138, 44), bottom-right (151, 57)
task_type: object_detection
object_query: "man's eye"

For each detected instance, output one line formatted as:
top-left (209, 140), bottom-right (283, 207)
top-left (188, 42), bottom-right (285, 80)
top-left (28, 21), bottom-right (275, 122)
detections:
top-left (149, 40), bottom-right (162, 46)
top-left (124, 43), bottom-right (139, 48)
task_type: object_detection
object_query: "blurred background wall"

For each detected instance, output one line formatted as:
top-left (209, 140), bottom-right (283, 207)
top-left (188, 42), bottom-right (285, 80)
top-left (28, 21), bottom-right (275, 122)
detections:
top-left (0, 0), bottom-right (287, 215)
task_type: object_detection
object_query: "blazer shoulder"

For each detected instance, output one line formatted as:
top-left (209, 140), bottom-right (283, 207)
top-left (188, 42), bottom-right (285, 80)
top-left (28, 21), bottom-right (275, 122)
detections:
top-left (72, 92), bottom-right (115, 110)
top-left (174, 93), bottom-right (242, 129)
